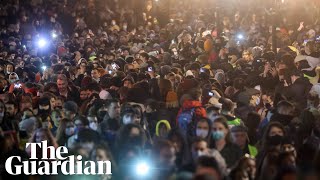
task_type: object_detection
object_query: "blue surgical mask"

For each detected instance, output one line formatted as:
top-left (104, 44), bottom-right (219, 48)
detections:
top-left (212, 130), bottom-right (224, 140)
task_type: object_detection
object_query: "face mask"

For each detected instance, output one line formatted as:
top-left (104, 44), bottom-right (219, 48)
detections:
top-left (255, 97), bottom-right (261, 106)
top-left (65, 127), bottom-right (74, 136)
top-left (192, 150), bottom-right (205, 160)
top-left (196, 129), bottom-right (209, 138)
top-left (123, 115), bottom-right (132, 125)
top-left (89, 122), bottom-right (98, 130)
top-left (212, 130), bottom-right (224, 140)
top-left (123, 25), bottom-right (127, 30)
top-left (112, 21), bottom-right (116, 26)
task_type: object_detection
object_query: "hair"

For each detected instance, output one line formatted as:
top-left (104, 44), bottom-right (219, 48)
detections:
top-left (276, 101), bottom-right (295, 116)
top-left (196, 118), bottom-right (211, 139)
top-left (221, 98), bottom-right (235, 113)
top-left (55, 118), bottom-right (73, 144)
top-left (211, 116), bottom-right (231, 143)
top-left (106, 99), bottom-right (119, 108)
top-left (261, 122), bottom-right (286, 150)
top-left (116, 123), bottom-right (147, 148)
top-left (159, 79), bottom-right (173, 101)
top-left (188, 87), bottom-right (202, 101)
top-left (92, 142), bottom-right (118, 172)
top-left (139, 52), bottom-right (149, 61)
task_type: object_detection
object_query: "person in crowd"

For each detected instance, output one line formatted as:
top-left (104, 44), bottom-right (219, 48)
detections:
top-left (209, 116), bottom-right (242, 168)
top-left (231, 125), bottom-right (258, 157)
top-left (55, 118), bottom-right (74, 146)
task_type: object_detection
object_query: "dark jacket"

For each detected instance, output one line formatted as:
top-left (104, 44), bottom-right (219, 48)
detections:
top-left (98, 113), bottom-right (120, 147)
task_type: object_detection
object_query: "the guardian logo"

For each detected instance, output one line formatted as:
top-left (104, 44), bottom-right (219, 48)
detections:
top-left (5, 141), bottom-right (112, 175)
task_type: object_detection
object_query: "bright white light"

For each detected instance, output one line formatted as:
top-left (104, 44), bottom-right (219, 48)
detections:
top-left (37, 39), bottom-right (47, 48)
top-left (42, 66), bottom-right (47, 70)
top-left (136, 162), bottom-right (149, 176)
top-left (52, 32), bottom-right (57, 38)
top-left (237, 34), bottom-right (244, 40)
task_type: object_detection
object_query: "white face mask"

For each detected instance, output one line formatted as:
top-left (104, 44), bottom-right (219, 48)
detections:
top-left (196, 129), bottom-right (209, 138)
top-left (65, 127), bottom-right (74, 136)
top-left (255, 97), bottom-right (261, 106)
top-left (123, 115), bottom-right (133, 125)
top-left (89, 122), bottom-right (98, 130)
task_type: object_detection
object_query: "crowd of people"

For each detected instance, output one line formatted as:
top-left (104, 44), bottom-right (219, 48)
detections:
top-left (1, 0), bottom-right (320, 179)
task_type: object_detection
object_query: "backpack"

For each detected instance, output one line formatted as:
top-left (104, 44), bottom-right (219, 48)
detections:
top-left (177, 107), bottom-right (199, 136)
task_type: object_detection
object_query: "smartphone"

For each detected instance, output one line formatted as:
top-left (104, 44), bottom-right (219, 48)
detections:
top-left (148, 67), bottom-right (153, 72)
top-left (208, 92), bottom-right (214, 96)
top-left (200, 68), bottom-right (205, 73)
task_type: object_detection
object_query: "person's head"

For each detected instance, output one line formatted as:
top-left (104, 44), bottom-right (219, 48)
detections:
top-left (117, 123), bottom-right (147, 148)
top-left (231, 125), bottom-right (248, 149)
top-left (277, 101), bottom-right (295, 116)
top-left (196, 156), bottom-right (223, 180)
top-left (211, 116), bottom-right (230, 142)
top-left (305, 41), bottom-right (316, 55)
top-left (191, 137), bottom-right (210, 161)
top-left (5, 100), bottom-right (16, 117)
top-left (91, 68), bottom-right (101, 80)
top-left (152, 139), bottom-right (176, 167)
top-left (242, 50), bottom-right (252, 61)
top-left (123, 77), bottom-right (134, 88)
top-left (206, 106), bottom-right (220, 122)
top-left (221, 98), bottom-right (236, 114)
top-left (156, 120), bottom-right (171, 138)
top-left (196, 118), bottom-right (211, 139)
top-left (63, 101), bottom-right (78, 120)
top-left (6, 63), bottom-right (14, 74)
top-left (233, 78), bottom-right (245, 91)
top-left (289, 69), bottom-right (302, 84)
top-left (8, 72), bottom-right (19, 84)
top-left (237, 155), bottom-right (256, 180)
top-left (278, 151), bottom-right (296, 168)
top-left (167, 128), bottom-right (187, 154)
top-left (106, 99), bottom-right (120, 119)
top-left (87, 114), bottom-right (98, 131)
top-left (57, 74), bottom-right (68, 93)
top-left (139, 52), bottom-right (149, 63)
top-left (56, 118), bottom-right (74, 140)
top-left (20, 96), bottom-right (33, 112)
top-left (80, 87), bottom-right (88, 101)
top-left (51, 109), bottom-right (64, 128)
top-left (265, 122), bottom-right (285, 137)
top-left (121, 108), bottom-right (140, 125)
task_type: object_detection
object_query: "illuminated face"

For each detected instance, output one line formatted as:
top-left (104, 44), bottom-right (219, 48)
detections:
top-left (91, 69), bottom-right (100, 79)
top-left (5, 104), bottom-right (15, 116)
top-left (57, 79), bottom-right (68, 93)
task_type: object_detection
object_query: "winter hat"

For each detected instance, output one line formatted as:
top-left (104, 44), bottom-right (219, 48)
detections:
top-left (63, 101), bottom-right (78, 114)
top-left (99, 90), bottom-right (112, 100)
top-left (166, 91), bottom-right (178, 108)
